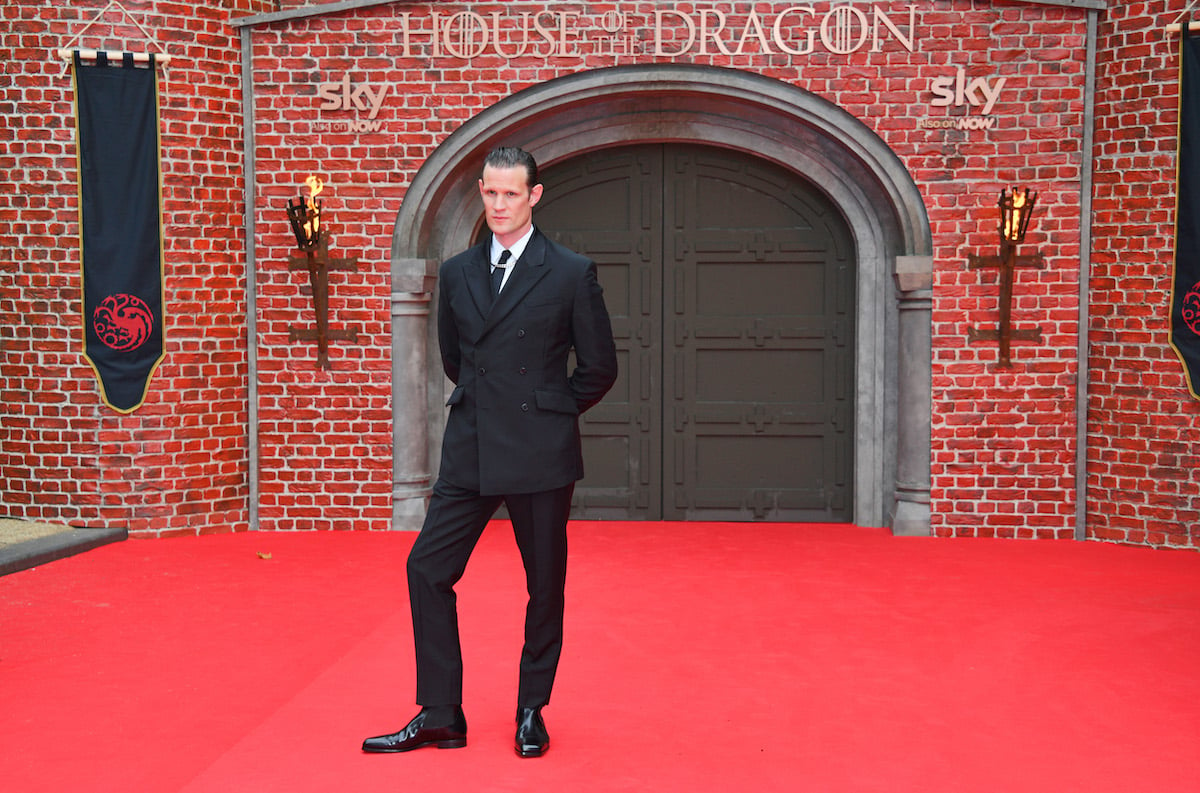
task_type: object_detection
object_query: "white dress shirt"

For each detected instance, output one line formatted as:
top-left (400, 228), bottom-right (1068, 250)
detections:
top-left (489, 225), bottom-right (535, 293)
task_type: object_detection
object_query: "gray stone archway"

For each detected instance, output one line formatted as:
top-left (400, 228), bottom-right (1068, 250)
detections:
top-left (390, 64), bottom-right (933, 534)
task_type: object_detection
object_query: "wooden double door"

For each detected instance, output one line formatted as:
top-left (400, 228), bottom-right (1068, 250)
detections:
top-left (536, 144), bottom-right (855, 521)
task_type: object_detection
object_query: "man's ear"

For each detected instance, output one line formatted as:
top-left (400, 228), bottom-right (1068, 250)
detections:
top-left (529, 183), bottom-right (544, 207)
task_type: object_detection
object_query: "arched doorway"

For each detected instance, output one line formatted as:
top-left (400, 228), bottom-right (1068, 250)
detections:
top-left (532, 143), bottom-right (855, 521)
top-left (390, 65), bottom-right (933, 532)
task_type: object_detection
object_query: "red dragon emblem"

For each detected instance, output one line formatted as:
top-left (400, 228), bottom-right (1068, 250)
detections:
top-left (93, 293), bottom-right (154, 351)
top-left (1184, 281), bottom-right (1200, 337)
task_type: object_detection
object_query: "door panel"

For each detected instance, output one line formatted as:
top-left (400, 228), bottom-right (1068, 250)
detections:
top-left (536, 148), bottom-right (663, 518)
top-left (537, 144), bottom-right (854, 521)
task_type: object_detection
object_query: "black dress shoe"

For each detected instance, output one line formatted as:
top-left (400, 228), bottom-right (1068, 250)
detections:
top-left (362, 706), bottom-right (467, 753)
top-left (515, 706), bottom-right (549, 757)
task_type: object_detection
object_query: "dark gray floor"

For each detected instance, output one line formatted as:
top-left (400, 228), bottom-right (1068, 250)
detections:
top-left (0, 520), bottom-right (126, 576)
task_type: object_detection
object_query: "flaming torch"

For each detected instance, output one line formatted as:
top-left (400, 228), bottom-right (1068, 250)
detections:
top-left (966, 185), bottom-right (1045, 367)
top-left (286, 176), bottom-right (324, 251)
top-left (284, 176), bottom-right (356, 370)
top-left (999, 186), bottom-right (1037, 246)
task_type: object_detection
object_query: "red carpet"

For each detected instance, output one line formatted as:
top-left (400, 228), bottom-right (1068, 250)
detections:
top-left (1, 522), bottom-right (1197, 792)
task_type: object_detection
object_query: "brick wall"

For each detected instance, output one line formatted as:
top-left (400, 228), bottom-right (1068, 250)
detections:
top-left (1, 0), bottom-right (272, 536)
top-left (2, 0), bottom-right (1196, 547)
top-left (926, 3), bottom-right (1086, 539)
top-left (251, 10), bottom-right (403, 531)
top-left (248, 1), bottom-right (1092, 538)
top-left (1089, 1), bottom-right (1200, 547)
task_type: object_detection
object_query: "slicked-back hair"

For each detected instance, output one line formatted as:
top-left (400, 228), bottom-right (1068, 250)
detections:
top-left (483, 146), bottom-right (538, 189)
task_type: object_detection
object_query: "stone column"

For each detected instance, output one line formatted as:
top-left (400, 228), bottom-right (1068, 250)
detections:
top-left (892, 255), bottom-right (933, 536)
top-left (391, 258), bottom-right (438, 530)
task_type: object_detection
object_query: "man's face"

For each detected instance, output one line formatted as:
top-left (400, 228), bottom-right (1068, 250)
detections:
top-left (479, 164), bottom-right (543, 243)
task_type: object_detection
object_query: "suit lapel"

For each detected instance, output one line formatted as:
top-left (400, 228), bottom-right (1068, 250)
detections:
top-left (465, 243), bottom-right (493, 319)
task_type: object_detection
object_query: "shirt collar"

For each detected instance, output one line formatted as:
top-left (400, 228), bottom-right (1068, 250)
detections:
top-left (491, 225), bottom-right (535, 266)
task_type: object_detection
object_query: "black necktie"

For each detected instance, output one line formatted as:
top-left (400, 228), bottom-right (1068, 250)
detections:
top-left (492, 249), bottom-right (511, 294)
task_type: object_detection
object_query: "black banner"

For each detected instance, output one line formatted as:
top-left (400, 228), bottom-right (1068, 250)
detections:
top-left (1174, 35), bottom-right (1200, 400)
top-left (72, 52), bottom-right (165, 413)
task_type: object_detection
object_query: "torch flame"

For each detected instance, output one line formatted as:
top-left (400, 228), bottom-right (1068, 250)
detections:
top-left (303, 176), bottom-right (324, 240)
top-left (305, 175), bottom-right (324, 207)
top-left (1002, 186), bottom-right (1032, 242)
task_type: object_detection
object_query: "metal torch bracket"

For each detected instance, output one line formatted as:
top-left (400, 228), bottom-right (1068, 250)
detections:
top-left (967, 246), bottom-right (1045, 368)
top-left (287, 235), bottom-right (359, 370)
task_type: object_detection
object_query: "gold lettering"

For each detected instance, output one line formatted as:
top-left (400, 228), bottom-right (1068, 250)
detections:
top-left (773, 6), bottom-right (815, 56)
top-left (533, 11), bottom-right (560, 56)
top-left (654, 9), bottom-right (695, 56)
top-left (735, 9), bottom-right (774, 56)
top-left (395, 12), bottom-right (413, 58)
top-left (872, 4), bottom-right (917, 53)
top-left (390, 4), bottom-right (922, 63)
top-left (441, 11), bottom-right (489, 59)
top-left (554, 11), bottom-right (581, 56)
top-left (820, 6), bottom-right (869, 55)
top-left (698, 9), bottom-right (734, 56)
top-left (491, 11), bottom-right (533, 58)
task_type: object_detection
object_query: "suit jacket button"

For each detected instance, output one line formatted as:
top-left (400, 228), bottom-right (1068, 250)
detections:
top-left (521, 402), bottom-right (529, 411)
top-left (519, 367), bottom-right (527, 375)
top-left (517, 329), bottom-right (526, 338)
top-left (478, 367), bottom-right (485, 375)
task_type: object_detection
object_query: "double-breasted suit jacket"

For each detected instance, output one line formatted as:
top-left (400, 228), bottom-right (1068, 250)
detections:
top-left (436, 228), bottom-right (618, 496)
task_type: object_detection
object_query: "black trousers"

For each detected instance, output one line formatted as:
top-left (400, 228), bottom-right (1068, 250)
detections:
top-left (407, 477), bottom-right (574, 709)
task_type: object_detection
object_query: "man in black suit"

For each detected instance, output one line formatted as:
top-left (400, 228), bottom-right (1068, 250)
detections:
top-left (363, 147), bottom-right (618, 758)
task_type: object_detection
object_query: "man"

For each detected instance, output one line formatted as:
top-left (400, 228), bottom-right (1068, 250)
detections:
top-left (363, 147), bottom-right (618, 758)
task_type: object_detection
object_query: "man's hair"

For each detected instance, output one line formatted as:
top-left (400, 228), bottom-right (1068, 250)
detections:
top-left (483, 146), bottom-right (538, 189)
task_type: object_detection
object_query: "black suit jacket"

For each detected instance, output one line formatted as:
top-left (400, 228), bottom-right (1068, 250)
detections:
top-left (436, 228), bottom-right (618, 496)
